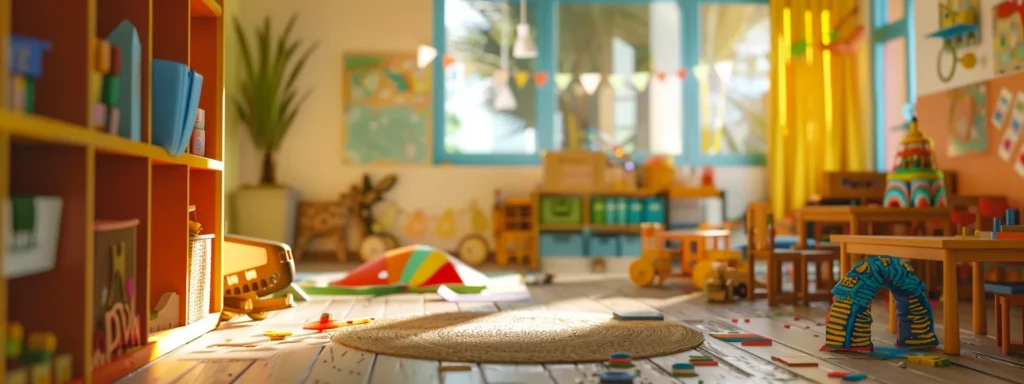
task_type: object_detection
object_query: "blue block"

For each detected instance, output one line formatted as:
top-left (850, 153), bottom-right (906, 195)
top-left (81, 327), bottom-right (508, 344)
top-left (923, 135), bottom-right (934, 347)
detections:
top-left (620, 235), bottom-right (642, 256)
top-left (539, 232), bottom-right (585, 257)
top-left (9, 35), bottom-right (53, 78)
top-left (643, 197), bottom-right (665, 223)
top-left (984, 282), bottom-right (1024, 295)
top-left (587, 234), bottom-right (620, 257)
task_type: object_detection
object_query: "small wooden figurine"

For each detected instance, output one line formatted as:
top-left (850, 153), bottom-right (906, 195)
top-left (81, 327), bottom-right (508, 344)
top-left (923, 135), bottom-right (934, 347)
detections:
top-left (295, 173), bottom-right (399, 262)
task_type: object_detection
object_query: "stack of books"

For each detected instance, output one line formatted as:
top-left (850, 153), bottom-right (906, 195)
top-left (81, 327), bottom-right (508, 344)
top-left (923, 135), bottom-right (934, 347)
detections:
top-left (7, 35), bottom-right (52, 113)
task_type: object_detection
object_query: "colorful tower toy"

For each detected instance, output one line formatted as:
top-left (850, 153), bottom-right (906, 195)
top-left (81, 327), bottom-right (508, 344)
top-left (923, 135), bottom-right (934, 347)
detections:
top-left (882, 117), bottom-right (947, 208)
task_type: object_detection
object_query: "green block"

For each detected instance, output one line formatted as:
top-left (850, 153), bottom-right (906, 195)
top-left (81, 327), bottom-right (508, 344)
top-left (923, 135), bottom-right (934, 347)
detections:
top-left (102, 75), bottom-right (121, 105)
top-left (24, 78), bottom-right (35, 113)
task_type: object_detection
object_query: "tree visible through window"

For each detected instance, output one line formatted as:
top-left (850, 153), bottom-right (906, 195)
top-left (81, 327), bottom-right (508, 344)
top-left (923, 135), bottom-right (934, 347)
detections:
top-left (443, 0), bottom-right (537, 155)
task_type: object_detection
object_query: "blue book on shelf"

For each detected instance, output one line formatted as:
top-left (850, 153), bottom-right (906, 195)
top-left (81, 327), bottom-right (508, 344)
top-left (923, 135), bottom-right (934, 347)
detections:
top-left (151, 59), bottom-right (203, 156)
top-left (107, 20), bottom-right (142, 141)
top-left (176, 69), bottom-right (203, 155)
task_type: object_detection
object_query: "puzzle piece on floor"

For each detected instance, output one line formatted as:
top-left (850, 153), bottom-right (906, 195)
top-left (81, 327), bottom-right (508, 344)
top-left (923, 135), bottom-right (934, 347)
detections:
top-left (907, 355), bottom-right (951, 367)
top-left (613, 311), bottom-right (664, 321)
top-left (771, 356), bottom-right (819, 367)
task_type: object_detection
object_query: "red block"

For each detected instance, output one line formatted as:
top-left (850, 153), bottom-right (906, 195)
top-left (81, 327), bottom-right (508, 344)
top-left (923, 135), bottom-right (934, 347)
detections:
top-left (742, 339), bottom-right (773, 346)
top-left (690, 361), bottom-right (718, 366)
top-left (828, 371), bottom-right (853, 378)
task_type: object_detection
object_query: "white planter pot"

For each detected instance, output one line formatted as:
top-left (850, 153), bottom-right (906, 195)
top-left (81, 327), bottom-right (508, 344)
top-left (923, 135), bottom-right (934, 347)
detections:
top-left (232, 186), bottom-right (299, 247)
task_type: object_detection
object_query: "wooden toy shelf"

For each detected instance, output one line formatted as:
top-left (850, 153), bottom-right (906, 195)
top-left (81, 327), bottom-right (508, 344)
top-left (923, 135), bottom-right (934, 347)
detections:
top-left (0, 0), bottom-right (225, 383)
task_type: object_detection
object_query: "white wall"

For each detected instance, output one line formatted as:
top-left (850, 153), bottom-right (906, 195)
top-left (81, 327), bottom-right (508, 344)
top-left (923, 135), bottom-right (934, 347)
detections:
top-left (227, 0), bottom-right (767, 251)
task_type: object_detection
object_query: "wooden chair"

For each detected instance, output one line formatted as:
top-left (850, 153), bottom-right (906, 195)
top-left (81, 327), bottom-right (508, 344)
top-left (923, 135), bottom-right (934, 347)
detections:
top-left (746, 202), bottom-right (802, 305)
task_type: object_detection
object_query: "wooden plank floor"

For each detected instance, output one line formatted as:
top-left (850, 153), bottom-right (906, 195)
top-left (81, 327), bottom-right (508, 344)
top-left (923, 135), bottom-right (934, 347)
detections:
top-left (120, 274), bottom-right (1024, 384)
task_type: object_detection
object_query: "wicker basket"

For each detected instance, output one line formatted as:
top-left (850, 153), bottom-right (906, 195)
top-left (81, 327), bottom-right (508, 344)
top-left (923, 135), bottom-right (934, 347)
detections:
top-left (186, 234), bottom-right (215, 324)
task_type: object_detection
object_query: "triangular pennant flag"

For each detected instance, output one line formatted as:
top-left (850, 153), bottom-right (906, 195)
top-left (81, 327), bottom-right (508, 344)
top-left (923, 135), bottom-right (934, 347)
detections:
top-left (416, 44), bottom-right (438, 69)
top-left (655, 71), bottom-right (668, 82)
top-left (442, 55), bottom-right (456, 68)
top-left (606, 74), bottom-right (624, 90)
top-left (533, 72), bottom-right (549, 87)
top-left (513, 70), bottom-right (531, 89)
top-left (630, 72), bottom-right (651, 92)
top-left (579, 73), bottom-right (602, 95)
top-left (676, 69), bottom-right (687, 79)
top-left (554, 73), bottom-right (574, 91)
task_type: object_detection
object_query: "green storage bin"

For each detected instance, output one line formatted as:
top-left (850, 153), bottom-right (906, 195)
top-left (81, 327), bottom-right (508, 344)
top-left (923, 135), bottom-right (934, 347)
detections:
top-left (591, 197), bottom-right (606, 224)
top-left (539, 196), bottom-right (583, 225)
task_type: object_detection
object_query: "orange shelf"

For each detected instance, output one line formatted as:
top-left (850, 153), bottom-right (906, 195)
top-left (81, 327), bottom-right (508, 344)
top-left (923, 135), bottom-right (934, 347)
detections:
top-left (0, 0), bottom-right (226, 382)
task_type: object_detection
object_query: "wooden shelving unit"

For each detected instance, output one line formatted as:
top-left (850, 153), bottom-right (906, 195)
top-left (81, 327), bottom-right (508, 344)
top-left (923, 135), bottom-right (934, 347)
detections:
top-left (0, 0), bottom-right (225, 382)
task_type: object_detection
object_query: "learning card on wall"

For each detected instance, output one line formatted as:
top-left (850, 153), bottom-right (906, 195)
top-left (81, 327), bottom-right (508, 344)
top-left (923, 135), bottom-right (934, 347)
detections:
top-left (992, 88), bottom-right (1013, 130)
top-left (997, 91), bottom-right (1024, 160)
top-left (1014, 151), bottom-right (1024, 178)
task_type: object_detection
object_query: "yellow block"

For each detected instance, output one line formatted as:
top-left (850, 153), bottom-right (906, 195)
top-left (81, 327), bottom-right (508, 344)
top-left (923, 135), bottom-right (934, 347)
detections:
top-left (29, 363), bottom-right (51, 384)
top-left (6, 368), bottom-right (28, 384)
top-left (54, 353), bottom-right (73, 384)
top-left (27, 332), bottom-right (58, 352)
top-left (95, 39), bottom-right (111, 73)
top-left (90, 70), bottom-right (103, 103)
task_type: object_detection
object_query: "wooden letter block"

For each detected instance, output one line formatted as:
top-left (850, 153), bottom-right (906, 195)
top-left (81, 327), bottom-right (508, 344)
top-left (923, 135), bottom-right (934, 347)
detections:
top-left (110, 46), bottom-right (122, 75)
top-left (95, 39), bottom-right (111, 73)
top-left (102, 75), bottom-right (121, 105)
top-left (55, 353), bottom-right (73, 384)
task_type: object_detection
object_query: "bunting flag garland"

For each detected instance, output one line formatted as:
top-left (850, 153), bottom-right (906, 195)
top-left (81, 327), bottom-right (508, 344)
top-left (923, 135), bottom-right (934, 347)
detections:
top-left (676, 69), bottom-right (687, 80)
top-left (655, 71), bottom-right (668, 82)
top-left (630, 72), bottom-right (651, 92)
top-left (442, 54), bottom-right (456, 68)
top-left (514, 70), bottom-right (531, 89)
top-left (554, 73), bottom-right (574, 91)
top-left (533, 72), bottom-right (549, 87)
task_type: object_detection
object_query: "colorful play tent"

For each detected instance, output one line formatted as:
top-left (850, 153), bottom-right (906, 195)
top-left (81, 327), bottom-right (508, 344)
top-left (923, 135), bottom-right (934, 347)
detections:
top-left (332, 245), bottom-right (488, 290)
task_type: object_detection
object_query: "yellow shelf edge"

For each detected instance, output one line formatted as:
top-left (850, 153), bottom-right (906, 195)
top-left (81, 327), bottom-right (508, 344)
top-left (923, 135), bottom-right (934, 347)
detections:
top-left (0, 111), bottom-right (223, 171)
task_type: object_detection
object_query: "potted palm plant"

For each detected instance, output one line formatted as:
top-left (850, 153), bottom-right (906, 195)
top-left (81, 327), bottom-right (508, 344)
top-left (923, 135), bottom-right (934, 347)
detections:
top-left (231, 14), bottom-right (318, 246)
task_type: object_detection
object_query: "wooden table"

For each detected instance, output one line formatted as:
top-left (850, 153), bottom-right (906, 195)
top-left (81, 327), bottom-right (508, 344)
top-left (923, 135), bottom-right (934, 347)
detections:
top-left (830, 235), bottom-right (1024, 354)
top-left (796, 206), bottom-right (953, 249)
top-left (656, 229), bottom-right (730, 276)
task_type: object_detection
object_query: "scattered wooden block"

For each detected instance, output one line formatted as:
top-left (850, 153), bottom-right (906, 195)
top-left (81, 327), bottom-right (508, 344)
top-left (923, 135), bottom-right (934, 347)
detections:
top-left (741, 339), bottom-right (773, 346)
top-left (612, 311), bottom-right (664, 321)
top-left (690, 360), bottom-right (719, 366)
top-left (771, 356), bottom-right (819, 367)
top-left (827, 371), bottom-right (853, 378)
top-left (438, 365), bottom-right (472, 372)
top-left (907, 355), bottom-right (951, 367)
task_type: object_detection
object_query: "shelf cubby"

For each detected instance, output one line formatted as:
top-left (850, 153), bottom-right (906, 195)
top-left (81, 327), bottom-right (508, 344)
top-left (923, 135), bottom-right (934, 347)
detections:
top-left (7, 141), bottom-right (89, 379)
top-left (10, 0), bottom-right (91, 125)
top-left (1, 0), bottom-right (226, 382)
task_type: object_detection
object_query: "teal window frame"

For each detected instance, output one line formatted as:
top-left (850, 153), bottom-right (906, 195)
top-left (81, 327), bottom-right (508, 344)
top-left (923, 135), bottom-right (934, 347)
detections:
top-left (872, 0), bottom-right (915, 171)
top-left (432, 0), bottom-right (769, 166)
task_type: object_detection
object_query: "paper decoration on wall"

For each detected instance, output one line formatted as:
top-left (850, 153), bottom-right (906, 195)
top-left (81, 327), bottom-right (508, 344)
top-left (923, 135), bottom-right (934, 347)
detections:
top-left (514, 70), bottom-right (531, 89)
top-left (606, 74), bottom-right (624, 90)
top-left (655, 71), bottom-right (667, 82)
top-left (533, 72), bottom-right (549, 87)
top-left (914, 0), bottom-right (983, 96)
top-left (630, 72), bottom-right (651, 92)
top-left (404, 210), bottom-right (427, 238)
top-left (469, 200), bottom-right (488, 233)
top-left (1013, 150), bottom-right (1024, 178)
top-left (993, 87), bottom-right (1012, 129)
top-left (554, 73), bottom-right (573, 91)
top-left (947, 83), bottom-right (988, 157)
top-left (435, 209), bottom-right (456, 238)
top-left (675, 69), bottom-right (687, 79)
top-left (998, 91), bottom-right (1024, 161)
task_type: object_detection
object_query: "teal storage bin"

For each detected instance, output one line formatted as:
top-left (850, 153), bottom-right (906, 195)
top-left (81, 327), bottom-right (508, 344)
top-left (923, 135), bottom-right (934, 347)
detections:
top-left (620, 234), bottom-right (642, 256)
top-left (539, 232), bottom-right (585, 256)
top-left (587, 234), bottom-right (620, 256)
top-left (644, 197), bottom-right (665, 223)
top-left (609, 197), bottom-right (626, 224)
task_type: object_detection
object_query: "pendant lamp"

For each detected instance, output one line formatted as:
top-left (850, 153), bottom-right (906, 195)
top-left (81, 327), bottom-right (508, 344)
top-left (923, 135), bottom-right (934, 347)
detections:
top-left (512, 0), bottom-right (538, 59)
top-left (493, 70), bottom-right (518, 110)
top-left (417, 44), bottom-right (437, 69)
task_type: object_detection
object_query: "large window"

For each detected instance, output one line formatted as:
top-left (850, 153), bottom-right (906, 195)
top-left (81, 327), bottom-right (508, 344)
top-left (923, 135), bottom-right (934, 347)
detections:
top-left (433, 0), bottom-right (769, 165)
top-left (872, 0), bottom-right (915, 171)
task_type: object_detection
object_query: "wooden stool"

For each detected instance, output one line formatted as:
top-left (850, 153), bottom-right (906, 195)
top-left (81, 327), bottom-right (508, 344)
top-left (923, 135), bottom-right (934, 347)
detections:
top-left (766, 250), bottom-right (803, 306)
top-left (798, 249), bottom-right (839, 305)
top-left (987, 282), bottom-right (1024, 355)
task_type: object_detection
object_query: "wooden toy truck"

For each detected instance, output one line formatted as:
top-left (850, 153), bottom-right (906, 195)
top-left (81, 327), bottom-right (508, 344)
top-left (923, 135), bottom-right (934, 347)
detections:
top-left (219, 235), bottom-right (297, 322)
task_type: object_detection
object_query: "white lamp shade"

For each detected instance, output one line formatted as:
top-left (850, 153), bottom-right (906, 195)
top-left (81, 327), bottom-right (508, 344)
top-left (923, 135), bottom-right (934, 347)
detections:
top-left (579, 73), bottom-right (602, 95)
top-left (493, 85), bottom-right (518, 111)
top-left (416, 44), bottom-right (438, 69)
top-left (513, 23), bottom-right (538, 59)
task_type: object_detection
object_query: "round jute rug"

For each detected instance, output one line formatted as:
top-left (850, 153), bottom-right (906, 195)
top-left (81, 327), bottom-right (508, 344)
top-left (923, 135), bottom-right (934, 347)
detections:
top-left (330, 311), bottom-right (704, 363)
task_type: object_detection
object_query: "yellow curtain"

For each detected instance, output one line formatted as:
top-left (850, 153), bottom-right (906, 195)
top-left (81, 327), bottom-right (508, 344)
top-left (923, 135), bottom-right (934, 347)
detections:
top-left (768, 0), bottom-right (867, 220)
